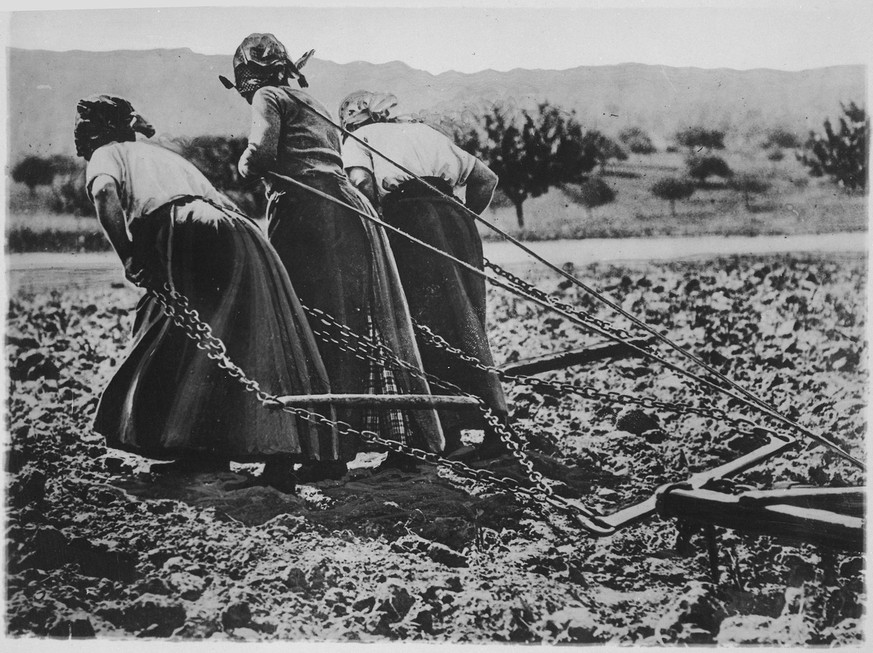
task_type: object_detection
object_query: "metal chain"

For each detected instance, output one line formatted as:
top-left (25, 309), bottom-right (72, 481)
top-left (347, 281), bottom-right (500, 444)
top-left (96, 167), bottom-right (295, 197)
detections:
top-left (484, 258), bottom-right (637, 341)
top-left (411, 319), bottom-right (771, 438)
top-left (483, 258), bottom-right (753, 408)
top-left (144, 284), bottom-right (611, 534)
top-left (302, 305), bottom-right (556, 500)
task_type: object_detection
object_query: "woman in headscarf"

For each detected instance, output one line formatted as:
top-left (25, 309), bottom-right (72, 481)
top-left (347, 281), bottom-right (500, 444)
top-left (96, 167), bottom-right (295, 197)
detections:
top-left (77, 93), bottom-right (339, 492)
top-left (224, 34), bottom-right (443, 476)
top-left (339, 91), bottom-right (509, 459)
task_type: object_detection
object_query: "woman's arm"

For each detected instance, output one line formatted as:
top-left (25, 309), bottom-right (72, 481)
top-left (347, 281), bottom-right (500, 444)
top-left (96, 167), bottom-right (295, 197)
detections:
top-left (463, 159), bottom-right (499, 215)
top-left (90, 175), bottom-right (146, 286)
top-left (347, 166), bottom-right (379, 211)
top-left (239, 88), bottom-right (285, 178)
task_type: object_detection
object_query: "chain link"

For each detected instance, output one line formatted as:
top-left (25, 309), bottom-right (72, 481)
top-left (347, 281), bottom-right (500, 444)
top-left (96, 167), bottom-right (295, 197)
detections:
top-left (482, 259), bottom-right (793, 440)
top-left (143, 283), bottom-right (609, 533)
top-left (484, 258), bottom-right (637, 341)
top-left (412, 318), bottom-right (771, 439)
top-left (302, 305), bottom-right (555, 499)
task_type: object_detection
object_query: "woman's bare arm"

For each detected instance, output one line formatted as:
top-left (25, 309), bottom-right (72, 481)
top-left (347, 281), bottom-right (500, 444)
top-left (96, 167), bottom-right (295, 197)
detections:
top-left (90, 176), bottom-right (147, 286)
top-left (464, 159), bottom-right (499, 215)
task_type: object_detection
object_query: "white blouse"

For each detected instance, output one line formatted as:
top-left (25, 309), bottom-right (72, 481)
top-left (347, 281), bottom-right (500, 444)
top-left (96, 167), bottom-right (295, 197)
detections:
top-left (86, 141), bottom-right (234, 226)
top-left (341, 122), bottom-right (477, 199)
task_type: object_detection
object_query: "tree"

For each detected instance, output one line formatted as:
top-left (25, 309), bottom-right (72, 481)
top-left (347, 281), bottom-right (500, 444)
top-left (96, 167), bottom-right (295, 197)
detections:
top-left (454, 102), bottom-right (600, 228)
top-left (686, 155), bottom-right (733, 184)
top-left (47, 157), bottom-right (94, 216)
top-left (582, 130), bottom-right (627, 171)
top-left (675, 127), bottom-right (726, 152)
top-left (650, 177), bottom-right (695, 217)
top-left (766, 148), bottom-right (785, 163)
top-left (765, 147), bottom-right (785, 173)
top-left (762, 127), bottom-right (801, 150)
top-left (797, 102), bottom-right (868, 191)
top-left (11, 156), bottom-right (56, 195)
top-left (729, 174), bottom-right (771, 211)
top-left (177, 135), bottom-right (267, 215)
top-left (575, 177), bottom-right (616, 217)
top-left (619, 126), bottom-right (657, 154)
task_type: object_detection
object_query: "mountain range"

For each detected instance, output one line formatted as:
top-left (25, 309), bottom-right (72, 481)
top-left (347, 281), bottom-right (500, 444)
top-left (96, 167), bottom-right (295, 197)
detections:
top-left (6, 47), bottom-right (866, 161)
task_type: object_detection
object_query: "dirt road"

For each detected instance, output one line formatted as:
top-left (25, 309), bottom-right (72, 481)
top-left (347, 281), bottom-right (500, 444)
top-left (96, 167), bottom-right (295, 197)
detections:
top-left (5, 232), bottom-right (867, 294)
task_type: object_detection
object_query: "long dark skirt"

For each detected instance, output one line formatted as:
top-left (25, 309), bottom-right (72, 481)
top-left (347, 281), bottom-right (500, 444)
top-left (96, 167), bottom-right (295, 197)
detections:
top-left (381, 179), bottom-right (509, 435)
top-left (266, 173), bottom-right (443, 454)
top-left (94, 198), bottom-right (340, 462)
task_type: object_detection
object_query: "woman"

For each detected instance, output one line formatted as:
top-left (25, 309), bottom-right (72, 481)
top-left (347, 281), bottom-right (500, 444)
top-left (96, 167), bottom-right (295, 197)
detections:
top-left (339, 91), bottom-right (509, 459)
top-left (77, 93), bottom-right (338, 492)
top-left (224, 34), bottom-right (443, 475)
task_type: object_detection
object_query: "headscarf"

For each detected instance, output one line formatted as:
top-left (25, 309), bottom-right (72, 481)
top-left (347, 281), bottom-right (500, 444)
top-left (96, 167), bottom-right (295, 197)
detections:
top-left (74, 94), bottom-right (155, 160)
top-left (224, 33), bottom-right (311, 97)
top-left (338, 91), bottom-right (404, 133)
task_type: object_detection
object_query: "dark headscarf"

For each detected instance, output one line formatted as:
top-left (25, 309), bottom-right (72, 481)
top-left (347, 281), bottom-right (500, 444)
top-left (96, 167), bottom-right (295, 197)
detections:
top-left (224, 33), bottom-right (311, 98)
top-left (74, 95), bottom-right (155, 160)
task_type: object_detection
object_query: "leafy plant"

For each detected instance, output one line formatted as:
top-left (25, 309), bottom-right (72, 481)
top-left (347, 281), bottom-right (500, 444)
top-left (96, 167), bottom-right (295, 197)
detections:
top-left (11, 156), bottom-right (57, 195)
top-left (573, 177), bottom-right (616, 217)
top-left (175, 135), bottom-right (267, 216)
top-left (582, 131), bottom-right (628, 171)
top-left (650, 177), bottom-right (695, 216)
top-left (49, 165), bottom-right (95, 217)
top-left (729, 174), bottom-right (771, 211)
top-left (675, 127), bottom-right (726, 152)
top-left (452, 102), bottom-right (601, 227)
top-left (762, 127), bottom-right (801, 150)
top-left (766, 148), bottom-right (785, 164)
top-left (4, 252), bottom-right (866, 645)
top-left (618, 127), bottom-right (657, 155)
top-left (687, 155), bottom-right (734, 184)
top-left (797, 102), bottom-right (868, 191)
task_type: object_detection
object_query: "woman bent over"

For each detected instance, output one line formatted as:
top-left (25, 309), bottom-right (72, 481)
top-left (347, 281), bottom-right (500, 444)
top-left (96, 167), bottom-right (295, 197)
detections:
top-left (78, 94), bottom-right (337, 492)
top-left (339, 91), bottom-right (509, 459)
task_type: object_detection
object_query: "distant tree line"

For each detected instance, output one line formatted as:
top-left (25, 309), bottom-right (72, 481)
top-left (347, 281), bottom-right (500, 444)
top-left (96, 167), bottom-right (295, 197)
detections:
top-left (10, 100), bottom-right (865, 231)
top-left (9, 138), bottom-right (268, 219)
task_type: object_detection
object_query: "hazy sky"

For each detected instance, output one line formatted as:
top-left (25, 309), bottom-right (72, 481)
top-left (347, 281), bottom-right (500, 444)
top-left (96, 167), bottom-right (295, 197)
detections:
top-left (4, 0), bottom-right (873, 75)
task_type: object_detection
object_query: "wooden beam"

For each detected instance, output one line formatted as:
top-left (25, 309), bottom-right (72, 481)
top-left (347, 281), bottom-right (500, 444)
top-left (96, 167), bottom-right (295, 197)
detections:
top-left (597, 431), bottom-right (797, 533)
top-left (273, 393), bottom-right (480, 409)
top-left (658, 487), bottom-right (864, 552)
top-left (739, 487), bottom-right (865, 517)
top-left (499, 338), bottom-right (651, 376)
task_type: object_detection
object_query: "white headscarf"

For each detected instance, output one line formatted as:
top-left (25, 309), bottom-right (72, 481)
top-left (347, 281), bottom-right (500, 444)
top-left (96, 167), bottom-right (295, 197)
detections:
top-left (338, 91), bottom-right (415, 132)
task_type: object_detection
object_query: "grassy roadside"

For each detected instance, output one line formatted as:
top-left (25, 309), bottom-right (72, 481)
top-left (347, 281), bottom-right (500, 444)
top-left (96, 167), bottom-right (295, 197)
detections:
top-left (479, 151), bottom-right (867, 241)
top-left (6, 151), bottom-right (868, 253)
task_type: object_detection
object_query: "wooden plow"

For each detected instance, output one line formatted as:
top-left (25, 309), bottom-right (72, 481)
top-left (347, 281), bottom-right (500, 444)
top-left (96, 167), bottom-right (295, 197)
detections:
top-left (507, 345), bottom-right (865, 565)
top-left (285, 343), bottom-right (865, 558)
top-left (145, 111), bottom-right (866, 571)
